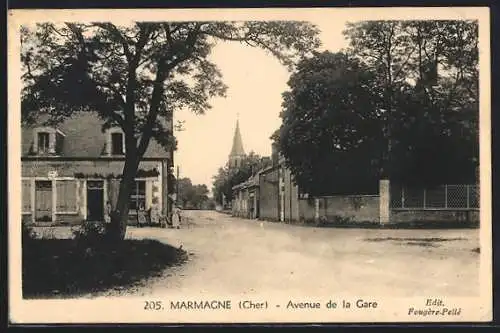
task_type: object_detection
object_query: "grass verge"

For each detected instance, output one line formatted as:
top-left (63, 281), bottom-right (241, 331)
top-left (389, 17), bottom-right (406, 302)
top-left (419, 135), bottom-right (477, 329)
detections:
top-left (22, 238), bottom-right (187, 299)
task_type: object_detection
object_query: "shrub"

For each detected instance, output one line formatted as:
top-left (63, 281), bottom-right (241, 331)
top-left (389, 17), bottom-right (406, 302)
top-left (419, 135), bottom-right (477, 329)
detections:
top-left (22, 222), bottom-right (37, 243)
top-left (72, 220), bottom-right (106, 245)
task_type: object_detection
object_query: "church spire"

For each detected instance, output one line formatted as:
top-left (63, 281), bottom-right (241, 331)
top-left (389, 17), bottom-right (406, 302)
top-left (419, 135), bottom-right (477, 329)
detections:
top-left (229, 115), bottom-right (245, 168)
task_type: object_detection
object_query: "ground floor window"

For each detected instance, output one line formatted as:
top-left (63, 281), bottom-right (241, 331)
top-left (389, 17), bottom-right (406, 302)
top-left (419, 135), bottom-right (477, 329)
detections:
top-left (26, 178), bottom-right (78, 221)
top-left (129, 180), bottom-right (146, 212)
top-left (35, 180), bottom-right (52, 222)
top-left (23, 176), bottom-right (156, 221)
top-left (56, 180), bottom-right (78, 213)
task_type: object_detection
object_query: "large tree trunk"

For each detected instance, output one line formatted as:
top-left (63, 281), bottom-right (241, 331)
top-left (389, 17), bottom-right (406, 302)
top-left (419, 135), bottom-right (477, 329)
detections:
top-left (107, 157), bottom-right (141, 241)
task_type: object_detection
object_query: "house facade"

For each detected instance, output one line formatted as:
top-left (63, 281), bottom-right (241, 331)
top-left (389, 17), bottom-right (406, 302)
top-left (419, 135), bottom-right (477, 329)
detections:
top-left (232, 144), bottom-right (300, 222)
top-left (254, 158), bottom-right (300, 223)
top-left (21, 111), bottom-right (174, 225)
top-left (231, 174), bottom-right (259, 219)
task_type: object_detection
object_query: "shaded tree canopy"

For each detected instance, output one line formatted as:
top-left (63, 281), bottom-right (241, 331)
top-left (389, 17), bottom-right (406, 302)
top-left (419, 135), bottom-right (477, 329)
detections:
top-left (21, 21), bottom-right (320, 239)
top-left (275, 20), bottom-right (479, 196)
top-left (276, 51), bottom-right (384, 195)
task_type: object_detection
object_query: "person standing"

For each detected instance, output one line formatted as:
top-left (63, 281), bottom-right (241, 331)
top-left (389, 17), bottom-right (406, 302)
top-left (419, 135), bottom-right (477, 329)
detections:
top-left (150, 200), bottom-right (160, 227)
top-left (172, 205), bottom-right (182, 229)
top-left (104, 201), bottom-right (112, 224)
top-left (137, 203), bottom-right (147, 227)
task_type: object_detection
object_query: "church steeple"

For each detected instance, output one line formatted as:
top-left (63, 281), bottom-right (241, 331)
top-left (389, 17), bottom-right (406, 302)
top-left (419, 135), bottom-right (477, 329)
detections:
top-left (228, 115), bottom-right (245, 168)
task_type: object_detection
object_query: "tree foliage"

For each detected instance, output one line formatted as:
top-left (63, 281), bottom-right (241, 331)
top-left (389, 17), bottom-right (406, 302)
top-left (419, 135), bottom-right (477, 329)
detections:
top-left (212, 152), bottom-right (272, 204)
top-left (177, 178), bottom-right (210, 209)
top-left (21, 21), bottom-right (320, 239)
top-left (276, 51), bottom-right (384, 195)
top-left (276, 20), bottom-right (479, 195)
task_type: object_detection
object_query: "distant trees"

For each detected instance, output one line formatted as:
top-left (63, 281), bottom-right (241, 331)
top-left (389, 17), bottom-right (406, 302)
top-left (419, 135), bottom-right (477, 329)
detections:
top-left (212, 152), bottom-right (272, 204)
top-left (177, 178), bottom-right (210, 209)
top-left (275, 20), bottom-right (479, 195)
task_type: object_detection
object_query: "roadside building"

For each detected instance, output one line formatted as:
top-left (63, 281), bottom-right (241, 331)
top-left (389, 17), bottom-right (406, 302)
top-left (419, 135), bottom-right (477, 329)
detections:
top-left (232, 174), bottom-right (259, 219)
top-left (21, 111), bottom-right (174, 225)
top-left (232, 143), bottom-right (300, 223)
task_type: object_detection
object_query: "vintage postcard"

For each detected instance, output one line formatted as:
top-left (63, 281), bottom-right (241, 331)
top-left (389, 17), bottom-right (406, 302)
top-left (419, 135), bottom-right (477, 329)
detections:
top-left (8, 7), bottom-right (492, 324)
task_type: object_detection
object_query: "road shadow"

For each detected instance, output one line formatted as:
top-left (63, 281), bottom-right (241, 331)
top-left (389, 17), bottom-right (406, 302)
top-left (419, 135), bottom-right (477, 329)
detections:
top-left (363, 236), bottom-right (478, 250)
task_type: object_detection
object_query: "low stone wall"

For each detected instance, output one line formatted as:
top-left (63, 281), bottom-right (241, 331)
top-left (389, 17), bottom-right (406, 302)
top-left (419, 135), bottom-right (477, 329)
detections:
top-left (299, 195), bottom-right (380, 223)
top-left (390, 209), bottom-right (480, 224)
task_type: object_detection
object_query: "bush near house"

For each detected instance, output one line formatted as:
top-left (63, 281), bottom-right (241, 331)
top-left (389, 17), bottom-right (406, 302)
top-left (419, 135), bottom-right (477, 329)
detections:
top-left (22, 223), bottom-right (187, 298)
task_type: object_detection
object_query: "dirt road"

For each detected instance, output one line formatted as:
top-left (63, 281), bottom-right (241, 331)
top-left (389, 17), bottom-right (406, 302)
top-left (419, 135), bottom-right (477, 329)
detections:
top-left (103, 210), bottom-right (481, 298)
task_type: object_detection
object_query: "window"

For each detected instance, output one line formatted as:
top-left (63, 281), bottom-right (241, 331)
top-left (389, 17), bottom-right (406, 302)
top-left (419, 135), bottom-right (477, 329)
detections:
top-left (34, 128), bottom-right (64, 155)
top-left (38, 132), bottom-right (50, 153)
top-left (129, 180), bottom-right (146, 212)
top-left (111, 132), bottom-right (124, 155)
top-left (55, 132), bottom-right (64, 154)
top-left (56, 180), bottom-right (77, 213)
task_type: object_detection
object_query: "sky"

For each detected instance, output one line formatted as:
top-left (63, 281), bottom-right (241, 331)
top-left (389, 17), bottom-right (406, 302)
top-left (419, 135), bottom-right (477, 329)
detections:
top-left (174, 19), bottom-right (350, 192)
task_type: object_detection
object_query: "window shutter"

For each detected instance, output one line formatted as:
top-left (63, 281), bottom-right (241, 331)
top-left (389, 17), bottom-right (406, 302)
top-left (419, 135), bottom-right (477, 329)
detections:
top-left (22, 179), bottom-right (31, 212)
top-left (56, 180), bottom-right (77, 212)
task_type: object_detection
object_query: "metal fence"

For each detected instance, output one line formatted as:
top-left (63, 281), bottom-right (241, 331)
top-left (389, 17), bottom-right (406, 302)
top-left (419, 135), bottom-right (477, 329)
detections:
top-left (391, 184), bottom-right (479, 209)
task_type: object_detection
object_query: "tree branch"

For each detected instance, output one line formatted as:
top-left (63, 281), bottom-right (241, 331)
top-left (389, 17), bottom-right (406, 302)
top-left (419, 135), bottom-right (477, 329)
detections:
top-left (93, 23), bottom-right (133, 63)
top-left (393, 46), bottom-right (416, 81)
top-left (136, 24), bottom-right (202, 159)
top-left (94, 81), bottom-right (126, 107)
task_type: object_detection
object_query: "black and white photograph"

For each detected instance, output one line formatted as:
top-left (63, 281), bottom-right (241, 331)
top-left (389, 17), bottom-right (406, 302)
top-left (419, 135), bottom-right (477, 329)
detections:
top-left (8, 7), bottom-right (491, 323)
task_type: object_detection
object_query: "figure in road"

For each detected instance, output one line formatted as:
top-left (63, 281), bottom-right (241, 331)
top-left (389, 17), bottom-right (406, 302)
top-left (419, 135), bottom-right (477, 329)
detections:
top-left (172, 205), bottom-right (182, 229)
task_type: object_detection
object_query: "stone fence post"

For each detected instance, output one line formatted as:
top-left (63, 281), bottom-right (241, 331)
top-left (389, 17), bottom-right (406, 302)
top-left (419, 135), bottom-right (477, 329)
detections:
top-left (379, 179), bottom-right (390, 224)
top-left (314, 198), bottom-right (320, 223)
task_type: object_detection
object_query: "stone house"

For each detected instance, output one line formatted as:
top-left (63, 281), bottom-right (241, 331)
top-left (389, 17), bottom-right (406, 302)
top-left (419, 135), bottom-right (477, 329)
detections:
top-left (257, 157), bottom-right (300, 223)
top-left (231, 174), bottom-right (259, 219)
top-left (21, 111), bottom-right (174, 225)
top-left (232, 143), bottom-right (300, 222)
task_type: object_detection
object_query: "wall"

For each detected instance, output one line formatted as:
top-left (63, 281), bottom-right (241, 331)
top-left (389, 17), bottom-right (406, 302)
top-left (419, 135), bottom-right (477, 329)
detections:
top-left (390, 209), bottom-right (480, 224)
top-left (21, 159), bottom-right (163, 177)
top-left (232, 188), bottom-right (249, 218)
top-left (299, 195), bottom-right (380, 223)
top-left (258, 168), bottom-right (279, 221)
top-left (282, 168), bottom-right (300, 222)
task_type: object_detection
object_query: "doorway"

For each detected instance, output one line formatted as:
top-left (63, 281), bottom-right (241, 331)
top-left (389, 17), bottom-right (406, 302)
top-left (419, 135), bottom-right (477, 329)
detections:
top-left (35, 180), bottom-right (52, 222)
top-left (87, 180), bottom-right (104, 221)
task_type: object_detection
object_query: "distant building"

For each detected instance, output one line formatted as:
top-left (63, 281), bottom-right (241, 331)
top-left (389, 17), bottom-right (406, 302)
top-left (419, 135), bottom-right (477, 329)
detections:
top-left (232, 143), bottom-right (299, 222)
top-left (21, 111), bottom-right (174, 225)
top-left (232, 173), bottom-right (260, 219)
top-left (232, 143), bottom-right (479, 226)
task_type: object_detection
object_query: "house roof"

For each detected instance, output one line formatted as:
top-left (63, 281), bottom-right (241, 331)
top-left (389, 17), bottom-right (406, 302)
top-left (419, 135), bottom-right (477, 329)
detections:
top-left (232, 173), bottom-right (259, 191)
top-left (229, 119), bottom-right (245, 157)
top-left (21, 111), bottom-right (172, 159)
